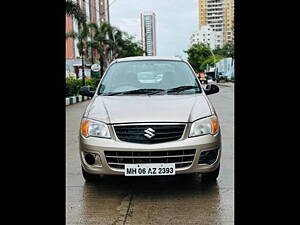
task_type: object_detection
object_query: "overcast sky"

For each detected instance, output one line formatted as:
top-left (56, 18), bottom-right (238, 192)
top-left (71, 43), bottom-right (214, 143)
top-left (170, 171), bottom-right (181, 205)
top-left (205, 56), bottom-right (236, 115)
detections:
top-left (109, 0), bottom-right (198, 59)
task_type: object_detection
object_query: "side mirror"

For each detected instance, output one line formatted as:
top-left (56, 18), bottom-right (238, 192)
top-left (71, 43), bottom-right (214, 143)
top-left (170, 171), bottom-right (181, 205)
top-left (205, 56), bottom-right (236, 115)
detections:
top-left (204, 84), bottom-right (219, 95)
top-left (79, 86), bottom-right (95, 97)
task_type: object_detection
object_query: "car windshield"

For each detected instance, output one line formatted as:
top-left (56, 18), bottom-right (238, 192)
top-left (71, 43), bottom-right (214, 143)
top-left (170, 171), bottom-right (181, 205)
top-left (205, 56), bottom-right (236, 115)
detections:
top-left (98, 60), bottom-right (201, 95)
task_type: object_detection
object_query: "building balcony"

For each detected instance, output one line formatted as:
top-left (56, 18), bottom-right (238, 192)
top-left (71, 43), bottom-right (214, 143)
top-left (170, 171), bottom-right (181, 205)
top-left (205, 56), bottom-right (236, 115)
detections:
top-left (207, 3), bottom-right (223, 7)
top-left (207, 17), bottom-right (223, 21)
top-left (206, 6), bottom-right (223, 10)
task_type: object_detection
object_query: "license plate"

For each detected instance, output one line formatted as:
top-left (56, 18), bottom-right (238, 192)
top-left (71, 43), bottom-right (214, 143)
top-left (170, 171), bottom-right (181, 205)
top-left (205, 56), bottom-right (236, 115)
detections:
top-left (125, 163), bottom-right (175, 176)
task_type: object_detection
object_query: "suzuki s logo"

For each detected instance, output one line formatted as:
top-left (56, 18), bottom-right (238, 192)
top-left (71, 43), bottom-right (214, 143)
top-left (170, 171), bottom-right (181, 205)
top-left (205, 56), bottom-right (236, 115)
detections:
top-left (144, 128), bottom-right (155, 139)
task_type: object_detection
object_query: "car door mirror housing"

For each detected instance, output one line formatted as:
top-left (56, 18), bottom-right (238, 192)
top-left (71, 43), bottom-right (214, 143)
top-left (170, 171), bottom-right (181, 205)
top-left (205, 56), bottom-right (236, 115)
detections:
top-left (204, 84), bottom-right (219, 95)
top-left (79, 86), bottom-right (95, 97)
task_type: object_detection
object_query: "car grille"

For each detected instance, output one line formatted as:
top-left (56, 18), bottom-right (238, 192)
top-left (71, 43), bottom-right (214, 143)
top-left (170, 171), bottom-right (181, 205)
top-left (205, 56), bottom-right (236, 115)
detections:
top-left (104, 149), bottom-right (196, 170)
top-left (113, 124), bottom-right (186, 144)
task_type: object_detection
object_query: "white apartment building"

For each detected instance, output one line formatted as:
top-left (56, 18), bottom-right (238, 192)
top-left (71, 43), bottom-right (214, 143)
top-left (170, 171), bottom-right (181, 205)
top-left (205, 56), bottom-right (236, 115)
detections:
top-left (140, 12), bottom-right (157, 56)
top-left (190, 25), bottom-right (223, 49)
top-left (198, 0), bottom-right (234, 46)
top-left (206, 0), bottom-right (224, 33)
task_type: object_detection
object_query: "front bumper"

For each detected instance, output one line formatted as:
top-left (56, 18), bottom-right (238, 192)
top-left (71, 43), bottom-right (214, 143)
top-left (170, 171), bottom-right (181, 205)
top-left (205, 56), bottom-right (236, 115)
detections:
top-left (79, 128), bottom-right (221, 175)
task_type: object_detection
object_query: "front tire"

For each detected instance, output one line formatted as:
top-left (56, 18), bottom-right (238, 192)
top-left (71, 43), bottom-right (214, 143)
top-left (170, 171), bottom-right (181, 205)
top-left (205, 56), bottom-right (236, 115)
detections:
top-left (82, 167), bottom-right (99, 182)
top-left (201, 164), bottom-right (220, 181)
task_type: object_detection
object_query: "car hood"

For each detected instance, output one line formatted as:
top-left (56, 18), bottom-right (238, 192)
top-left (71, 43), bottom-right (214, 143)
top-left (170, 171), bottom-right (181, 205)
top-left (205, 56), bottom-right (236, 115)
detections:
top-left (85, 94), bottom-right (213, 124)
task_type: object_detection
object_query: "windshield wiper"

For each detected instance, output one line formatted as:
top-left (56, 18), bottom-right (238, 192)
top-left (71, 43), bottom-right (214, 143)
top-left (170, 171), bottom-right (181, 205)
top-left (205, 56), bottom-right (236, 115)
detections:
top-left (103, 88), bottom-right (165, 96)
top-left (103, 86), bottom-right (200, 96)
top-left (148, 85), bottom-right (201, 95)
top-left (166, 85), bottom-right (200, 93)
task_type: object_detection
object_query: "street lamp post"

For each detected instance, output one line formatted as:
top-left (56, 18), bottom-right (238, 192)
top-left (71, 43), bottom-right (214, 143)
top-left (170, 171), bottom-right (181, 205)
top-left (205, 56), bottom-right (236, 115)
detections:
top-left (208, 48), bottom-right (216, 78)
top-left (110, 30), bottom-right (117, 62)
top-left (204, 44), bottom-right (216, 73)
top-left (109, 0), bottom-right (118, 7)
top-left (81, 50), bottom-right (85, 86)
top-left (209, 48), bottom-right (216, 70)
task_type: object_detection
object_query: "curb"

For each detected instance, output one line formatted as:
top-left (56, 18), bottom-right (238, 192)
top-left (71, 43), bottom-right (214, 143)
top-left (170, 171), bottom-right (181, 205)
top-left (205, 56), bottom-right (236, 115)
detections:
top-left (216, 82), bottom-right (234, 87)
top-left (65, 96), bottom-right (91, 106)
top-left (217, 84), bottom-right (231, 87)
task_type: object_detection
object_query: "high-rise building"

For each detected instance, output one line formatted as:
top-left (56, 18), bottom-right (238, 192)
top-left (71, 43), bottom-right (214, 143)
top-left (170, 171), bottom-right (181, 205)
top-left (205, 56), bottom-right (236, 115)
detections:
top-left (198, 0), bottom-right (234, 46)
top-left (66, 0), bottom-right (110, 73)
top-left (190, 25), bottom-right (220, 50)
top-left (77, 0), bottom-right (109, 27)
top-left (140, 12), bottom-right (157, 56)
top-left (199, 0), bottom-right (224, 33)
top-left (223, 0), bottom-right (234, 43)
top-left (198, 0), bottom-right (207, 28)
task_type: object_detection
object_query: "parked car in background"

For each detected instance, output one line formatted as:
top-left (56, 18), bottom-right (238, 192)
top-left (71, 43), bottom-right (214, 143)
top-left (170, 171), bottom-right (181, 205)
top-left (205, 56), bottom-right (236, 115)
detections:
top-left (205, 71), bottom-right (216, 81)
top-left (78, 56), bottom-right (222, 182)
top-left (216, 72), bottom-right (228, 83)
top-left (206, 75), bottom-right (214, 84)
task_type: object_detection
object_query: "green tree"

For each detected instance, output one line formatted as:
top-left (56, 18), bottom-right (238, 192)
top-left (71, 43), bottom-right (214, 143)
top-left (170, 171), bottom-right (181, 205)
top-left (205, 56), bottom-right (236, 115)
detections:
top-left (107, 26), bottom-right (125, 60)
top-left (87, 23), bottom-right (100, 64)
top-left (67, 19), bottom-right (145, 82)
top-left (200, 55), bottom-right (224, 71)
top-left (213, 42), bottom-right (234, 58)
top-left (65, 0), bottom-right (86, 26)
top-left (87, 22), bottom-right (117, 77)
top-left (87, 23), bottom-right (143, 76)
top-left (118, 33), bottom-right (144, 58)
top-left (184, 43), bottom-right (212, 72)
top-left (66, 24), bottom-right (89, 86)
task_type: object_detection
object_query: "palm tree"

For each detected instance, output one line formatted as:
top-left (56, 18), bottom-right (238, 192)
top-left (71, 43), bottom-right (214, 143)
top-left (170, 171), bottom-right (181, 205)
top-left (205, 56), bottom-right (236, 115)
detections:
top-left (66, 24), bottom-right (89, 86)
top-left (87, 23), bottom-right (101, 64)
top-left (65, 0), bottom-right (86, 26)
top-left (107, 26), bottom-right (124, 61)
top-left (87, 22), bottom-right (123, 77)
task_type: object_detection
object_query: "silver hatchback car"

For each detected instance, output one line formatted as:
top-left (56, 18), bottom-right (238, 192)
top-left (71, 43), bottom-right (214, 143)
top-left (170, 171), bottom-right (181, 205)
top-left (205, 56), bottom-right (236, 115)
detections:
top-left (79, 56), bottom-right (221, 182)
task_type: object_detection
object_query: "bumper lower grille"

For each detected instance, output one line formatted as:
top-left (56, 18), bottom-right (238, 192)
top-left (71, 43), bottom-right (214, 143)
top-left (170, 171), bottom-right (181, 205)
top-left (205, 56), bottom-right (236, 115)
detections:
top-left (114, 124), bottom-right (186, 144)
top-left (104, 149), bottom-right (196, 170)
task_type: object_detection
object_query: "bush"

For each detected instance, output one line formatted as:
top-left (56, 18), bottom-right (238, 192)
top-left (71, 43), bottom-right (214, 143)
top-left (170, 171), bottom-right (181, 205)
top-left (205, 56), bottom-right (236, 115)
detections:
top-left (85, 78), bottom-right (100, 88)
top-left (65, 78), bottom-right (100, 97)
top-left (66, 77), bottom-right (82, 97)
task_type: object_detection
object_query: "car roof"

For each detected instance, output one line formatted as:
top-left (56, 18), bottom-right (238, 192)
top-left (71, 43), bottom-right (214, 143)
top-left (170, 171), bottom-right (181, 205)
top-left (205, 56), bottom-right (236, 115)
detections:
top-left (114, 56), bottom-right (184, 63)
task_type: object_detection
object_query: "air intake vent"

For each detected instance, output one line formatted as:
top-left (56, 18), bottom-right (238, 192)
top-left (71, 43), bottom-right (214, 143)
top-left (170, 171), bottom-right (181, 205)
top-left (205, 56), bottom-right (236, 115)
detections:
top-left (105, 149), bottom-right (196, 170)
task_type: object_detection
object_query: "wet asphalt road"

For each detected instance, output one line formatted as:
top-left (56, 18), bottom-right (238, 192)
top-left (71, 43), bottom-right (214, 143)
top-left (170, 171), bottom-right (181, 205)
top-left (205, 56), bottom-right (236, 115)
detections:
top-left (66, 83), bottom-right (234, 225)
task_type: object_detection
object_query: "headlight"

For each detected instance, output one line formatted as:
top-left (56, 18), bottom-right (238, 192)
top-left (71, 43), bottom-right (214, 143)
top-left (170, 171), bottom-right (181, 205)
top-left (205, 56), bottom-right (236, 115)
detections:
top-left (189, 115), bottom-right (219, 137)
top-left (80, 118), bottom-right (111, 138)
